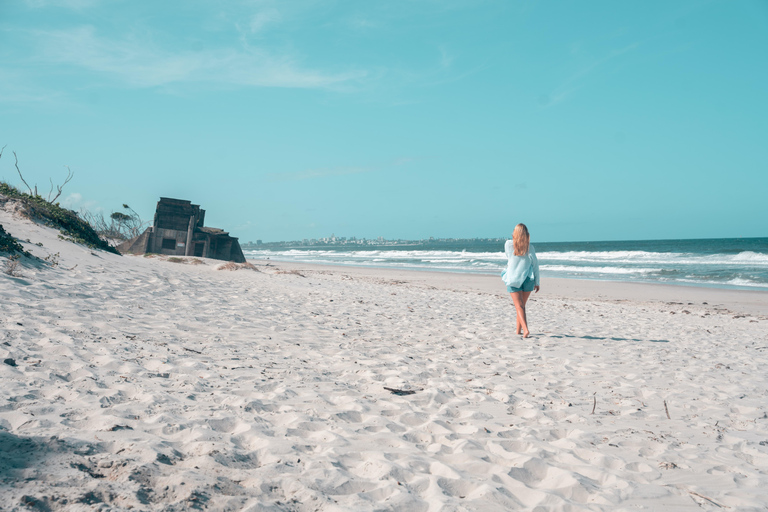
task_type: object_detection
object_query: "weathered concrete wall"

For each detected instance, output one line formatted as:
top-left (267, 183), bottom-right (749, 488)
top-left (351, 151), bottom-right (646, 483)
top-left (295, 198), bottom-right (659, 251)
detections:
top-left (116, 228), bottom-right (151, 255)
top-left (149, 227), bottom-right (190, 256)
top-left (154, 198), bottom-right (203, 232)
top-left (229, 240), bottom-right (246, 263)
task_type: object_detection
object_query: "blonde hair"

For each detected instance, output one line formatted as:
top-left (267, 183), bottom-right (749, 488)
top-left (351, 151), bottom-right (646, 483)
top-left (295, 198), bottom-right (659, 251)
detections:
top-left (512, 223), bottom-right (530, 256)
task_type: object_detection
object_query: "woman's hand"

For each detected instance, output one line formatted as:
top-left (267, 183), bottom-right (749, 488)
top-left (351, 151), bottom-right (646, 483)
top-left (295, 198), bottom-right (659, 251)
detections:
top-left (534, 285), bottom-right (540, 293)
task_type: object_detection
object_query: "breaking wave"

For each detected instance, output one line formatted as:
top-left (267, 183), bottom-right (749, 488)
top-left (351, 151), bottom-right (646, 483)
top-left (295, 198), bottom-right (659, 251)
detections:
top-left (244, 241), bottom-right (768, 290)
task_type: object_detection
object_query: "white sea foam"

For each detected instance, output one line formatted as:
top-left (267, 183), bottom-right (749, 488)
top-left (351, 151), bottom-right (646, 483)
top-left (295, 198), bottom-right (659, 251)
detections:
top-left (538, 250), bottom-right (768, 266)
top-left (672, 277), bottom-right (767, 288)
top-left (245, 247), bottom-right (768, 289)
top-left (730, 251), bottom-right (768, 263)
top-left (725, 277), bottom-right (766, 287)
top-left (541, 265), bottom-right (662, 275)
top-left (251, 249), bottom-right (768, 265)
top-left (537, 250), bottom-right (665, 261)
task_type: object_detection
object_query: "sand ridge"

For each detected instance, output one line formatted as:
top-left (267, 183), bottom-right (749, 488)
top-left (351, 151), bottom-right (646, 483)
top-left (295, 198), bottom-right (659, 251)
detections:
top-left (1, 209), bottom-right (768, 511)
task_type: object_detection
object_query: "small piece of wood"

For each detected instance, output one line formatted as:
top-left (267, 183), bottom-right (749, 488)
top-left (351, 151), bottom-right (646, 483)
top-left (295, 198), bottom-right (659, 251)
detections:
top-left (591, 395), bottom-right (596, 415)
top-left (664, 400), bottom-right (671, 419)
top-left (688, 491), bottom-right (726, 508)
top-left (109, 424), bottom-right (133, 431)
top-left (384, 387), bottom-right (417, 396)
top-left (183, 347), bottom-right (202, 354)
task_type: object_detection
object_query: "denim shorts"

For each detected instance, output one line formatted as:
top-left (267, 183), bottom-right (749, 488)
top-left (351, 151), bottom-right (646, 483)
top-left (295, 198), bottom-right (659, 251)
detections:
top-left (506, 276), bottom-right (535, 293)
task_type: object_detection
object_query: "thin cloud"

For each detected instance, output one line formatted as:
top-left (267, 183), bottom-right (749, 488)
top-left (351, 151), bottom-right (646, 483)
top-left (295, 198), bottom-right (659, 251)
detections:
top-left (542, 42), bottom-right (641, 107)
top-left (348, 16), bottom-right (378, 31)
top-left (439, 46), bottom-right (454, 68)
top-left (248, 9), bottom-right (281, 33)
top-left (24, 0), bottom-right (100, 9)
top-left (392, 156), bottom-right (427, 166)
top-left (0, 69), bottom-right (66, 104)
top-left (230, 220), bottom-right (254, 232)
top-left (268, 166), bottom-right (371, 182)
top-left (61, 192), bottom-right (82, 208)
top-left (22, 25), bottom-right (366, 90)
top-left (270, 155), bottom-right (425, 182)
top-left (6, 3), bottom-right (483, 99)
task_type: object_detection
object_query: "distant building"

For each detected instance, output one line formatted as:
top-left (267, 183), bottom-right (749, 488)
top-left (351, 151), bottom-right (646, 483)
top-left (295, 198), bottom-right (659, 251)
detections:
top-left (117, 197), bottom-right (246, 263)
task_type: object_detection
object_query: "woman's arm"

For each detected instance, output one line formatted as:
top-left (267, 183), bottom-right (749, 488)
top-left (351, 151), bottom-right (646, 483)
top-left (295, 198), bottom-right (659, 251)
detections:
top-left (530, 245), bottom-right (541, 291)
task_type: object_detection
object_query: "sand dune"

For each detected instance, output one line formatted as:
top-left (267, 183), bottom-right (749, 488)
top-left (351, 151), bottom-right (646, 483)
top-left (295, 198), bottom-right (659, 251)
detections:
top-left (2, 206), bottom-right (768, 511)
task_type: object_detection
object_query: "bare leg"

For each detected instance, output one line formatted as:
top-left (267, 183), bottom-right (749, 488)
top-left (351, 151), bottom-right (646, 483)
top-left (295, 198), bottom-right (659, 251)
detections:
top-left (514, 293), bottom-right (521, 334)
top-left (510, 292), bottom-right (530, 337)
top-left (520, 291), bottom-right (533, 336)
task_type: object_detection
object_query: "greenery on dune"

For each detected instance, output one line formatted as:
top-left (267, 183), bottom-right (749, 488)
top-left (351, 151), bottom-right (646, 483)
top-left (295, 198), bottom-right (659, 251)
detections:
top-left (0, 181), bottom-right (119, 255)
top-left (0, 222), bottom-right (27, 255)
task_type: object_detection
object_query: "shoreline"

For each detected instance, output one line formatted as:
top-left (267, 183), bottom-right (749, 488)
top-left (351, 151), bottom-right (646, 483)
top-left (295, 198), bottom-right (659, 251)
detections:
top-left (249, 258), bottom-right (768, 317)
top-left (242, 237), bottom-right (768, 293)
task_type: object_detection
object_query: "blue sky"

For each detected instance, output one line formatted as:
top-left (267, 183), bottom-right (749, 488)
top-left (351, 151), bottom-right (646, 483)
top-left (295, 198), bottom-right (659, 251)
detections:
top-left (1, 0), bottom-right (766, 243)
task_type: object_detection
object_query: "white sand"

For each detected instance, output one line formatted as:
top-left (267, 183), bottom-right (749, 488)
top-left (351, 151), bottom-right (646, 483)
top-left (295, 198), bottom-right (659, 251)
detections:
top-left (2, 204), bottom-right (768, 511)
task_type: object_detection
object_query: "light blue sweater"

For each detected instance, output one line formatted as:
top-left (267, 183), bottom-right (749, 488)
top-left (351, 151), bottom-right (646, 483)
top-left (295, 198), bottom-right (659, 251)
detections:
top-left (501, 240), bottom-right (540, 288)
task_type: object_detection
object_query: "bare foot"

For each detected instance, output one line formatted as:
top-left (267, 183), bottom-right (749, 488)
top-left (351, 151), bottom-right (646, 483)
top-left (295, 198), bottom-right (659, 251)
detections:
top-left (522, 331), bottom-right (530, 338)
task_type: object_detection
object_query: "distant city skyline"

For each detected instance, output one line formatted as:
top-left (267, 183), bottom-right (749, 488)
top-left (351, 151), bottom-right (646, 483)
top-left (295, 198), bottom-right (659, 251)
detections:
top-left (1, 1), bottom-right (766, 243)
top-left (243, 234), bottom-right (767, 249)
top-left (243, 235), bottom-right (506, 246)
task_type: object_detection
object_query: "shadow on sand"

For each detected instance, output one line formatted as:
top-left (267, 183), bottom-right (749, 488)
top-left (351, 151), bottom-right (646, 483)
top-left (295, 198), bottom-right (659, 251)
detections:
top-left (0, 430), bottom-right (63, 475)
top-left (546, 333), bottom-right (670, 343)
top-left (0, 430), bottom-right (97, 511)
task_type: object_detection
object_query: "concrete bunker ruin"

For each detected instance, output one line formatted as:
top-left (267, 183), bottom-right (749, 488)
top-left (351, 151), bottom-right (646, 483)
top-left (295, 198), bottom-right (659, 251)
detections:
top-left (117, 197), bottom-right (246, 263)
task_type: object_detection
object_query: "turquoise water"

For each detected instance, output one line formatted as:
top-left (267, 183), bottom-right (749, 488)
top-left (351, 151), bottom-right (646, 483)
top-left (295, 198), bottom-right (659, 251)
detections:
top-left (244, 238), bottom-right (768, 290)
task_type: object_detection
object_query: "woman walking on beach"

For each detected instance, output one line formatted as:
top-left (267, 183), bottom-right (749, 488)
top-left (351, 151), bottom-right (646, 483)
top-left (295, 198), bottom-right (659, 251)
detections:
top-left (502, 223), bottom-right (540, 338)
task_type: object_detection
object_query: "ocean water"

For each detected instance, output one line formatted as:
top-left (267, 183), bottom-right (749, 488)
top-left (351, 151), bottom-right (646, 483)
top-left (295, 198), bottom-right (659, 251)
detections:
top-left (244, 238), bottom-right (768, 290)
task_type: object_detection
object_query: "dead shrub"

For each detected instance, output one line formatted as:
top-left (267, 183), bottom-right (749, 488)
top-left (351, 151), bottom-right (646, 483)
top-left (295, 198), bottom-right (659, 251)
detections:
top-left (80, 204), bottom-right (148, 242)
top-left (276, 269), bottom-right (306, 277)
top-left (44, 252), bottom-right (60, 267)
top-left (217, 261), bottom-right (260, 271)
top-left (3, 255), bottom-right (22, 277)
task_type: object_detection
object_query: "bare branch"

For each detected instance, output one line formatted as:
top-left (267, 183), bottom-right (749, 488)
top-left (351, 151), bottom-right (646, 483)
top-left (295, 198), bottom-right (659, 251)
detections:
top-left (0, 144), bottom-right (6, 161)
top-left (123, 203), bottom-right (140, 218)
top-left (12, 151), bottom-right (34, 195)
top-left (82, 203), bottom-right (148, 242)
top-left (49, 166), bottom-right (74, 203)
